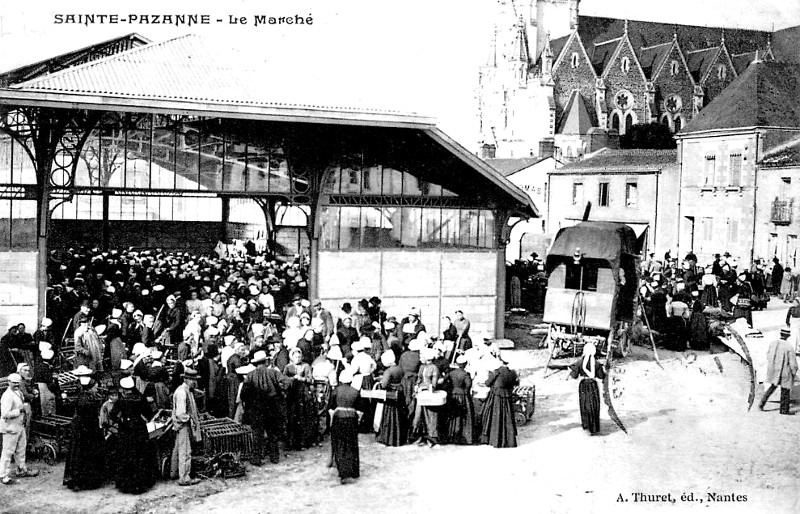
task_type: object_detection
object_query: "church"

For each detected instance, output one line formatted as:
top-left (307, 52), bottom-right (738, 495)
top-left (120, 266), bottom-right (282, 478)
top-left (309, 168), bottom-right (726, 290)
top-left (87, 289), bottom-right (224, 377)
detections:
top-left (478, 0), bottom-right (798, 160)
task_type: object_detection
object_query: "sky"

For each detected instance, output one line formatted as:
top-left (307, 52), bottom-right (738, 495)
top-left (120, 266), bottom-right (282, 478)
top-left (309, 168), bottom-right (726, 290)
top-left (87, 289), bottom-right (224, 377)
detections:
top-left (0, 0), bottom-right (798, 149)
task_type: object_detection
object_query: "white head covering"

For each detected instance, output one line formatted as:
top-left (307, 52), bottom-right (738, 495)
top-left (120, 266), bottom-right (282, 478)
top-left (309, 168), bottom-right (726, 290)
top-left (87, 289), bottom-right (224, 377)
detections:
top-left (338, 369), bottom-right (354, 384)
top-left (408, 338), bottom-right (424, 351)
top-left (120, 376), bottom-right (135, 389)
top-left (380, 350), bottom-right (396, 367)
top-left (327, 345), bottom-right (343, 361)
top-left (41, 349), bottom-right (54, 360)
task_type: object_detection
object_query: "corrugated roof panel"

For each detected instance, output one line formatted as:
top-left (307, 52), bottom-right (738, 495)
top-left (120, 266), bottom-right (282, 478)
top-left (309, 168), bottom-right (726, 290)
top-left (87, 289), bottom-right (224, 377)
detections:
top-left (8, 34), bottom-right (415, 117)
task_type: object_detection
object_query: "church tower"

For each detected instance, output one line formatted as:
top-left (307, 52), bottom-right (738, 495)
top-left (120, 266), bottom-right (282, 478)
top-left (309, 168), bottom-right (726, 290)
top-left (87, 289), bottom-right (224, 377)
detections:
top-left (477, 0), bottom-right (577, 158)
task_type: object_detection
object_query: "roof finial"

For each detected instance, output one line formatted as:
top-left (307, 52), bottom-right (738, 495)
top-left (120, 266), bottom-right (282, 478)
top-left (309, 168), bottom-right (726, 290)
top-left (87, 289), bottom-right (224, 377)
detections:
top-left (753, 48), bottom-right (761, 64)
top-left (720, 28), bottom-right (725, 45)
top-left (673, 25), bottom-right (678, 41)
top-left (624, 19), bottom-right (629, 34)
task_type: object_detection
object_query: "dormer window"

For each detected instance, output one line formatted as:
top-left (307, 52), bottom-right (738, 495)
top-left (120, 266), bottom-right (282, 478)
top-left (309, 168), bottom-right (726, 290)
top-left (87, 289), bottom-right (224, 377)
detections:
top-left (571, 52), bottom-right (579, 68)
top-left (670, 60), bottom-right (679, 75)
top-left (621, 56), bottom-right (630, 73)
top-left (717, 64), bottom-right (726, 80)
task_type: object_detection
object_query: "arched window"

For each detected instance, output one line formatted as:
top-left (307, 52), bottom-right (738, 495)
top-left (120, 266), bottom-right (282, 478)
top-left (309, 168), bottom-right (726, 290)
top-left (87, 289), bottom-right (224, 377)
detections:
top-left (660, 114), bottom-right (672, 131)
top-left (621, 56), bottom-right (630, 73)
top-left (673, 115), bottom-right (683, 132)
top-left (717, 64), bottom-right (726, 80)
top-left (611, 112), bottom-right (620, 131)
top-left (625, 113), bottom-right (634, 133)
top-left (671, 60), bottom-right (679, 75)
top-left (571, 52), bottom-right (579, 68)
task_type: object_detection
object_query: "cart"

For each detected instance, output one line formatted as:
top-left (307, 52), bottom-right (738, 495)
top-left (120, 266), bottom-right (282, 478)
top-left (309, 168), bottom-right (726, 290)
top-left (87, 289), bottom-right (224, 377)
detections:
top-left (512, 384), bottom-right (536, 426)
top-left (542, 221), bottom-right (641, 361)
top-left (31, 415), bottom-right (72, 465)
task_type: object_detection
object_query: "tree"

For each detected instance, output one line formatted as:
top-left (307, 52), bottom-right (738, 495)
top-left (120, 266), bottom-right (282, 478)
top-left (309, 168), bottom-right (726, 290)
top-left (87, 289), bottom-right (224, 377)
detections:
top-left (619, 123), bottom-right (676, 150)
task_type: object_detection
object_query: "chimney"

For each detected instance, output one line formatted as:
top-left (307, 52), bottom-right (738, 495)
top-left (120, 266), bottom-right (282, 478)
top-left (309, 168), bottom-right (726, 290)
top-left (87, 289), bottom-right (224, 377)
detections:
top-left (538, 137), bottom-right (555, 158)
top-left (481, 144), bottom-right (497, 159)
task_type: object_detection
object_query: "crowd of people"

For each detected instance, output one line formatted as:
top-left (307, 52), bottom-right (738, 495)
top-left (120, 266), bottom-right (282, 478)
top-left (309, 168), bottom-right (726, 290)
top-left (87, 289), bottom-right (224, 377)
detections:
top-left (0, 245), bottom-right (523, 490)
top-left (638, 250), bottom-right (777, 352)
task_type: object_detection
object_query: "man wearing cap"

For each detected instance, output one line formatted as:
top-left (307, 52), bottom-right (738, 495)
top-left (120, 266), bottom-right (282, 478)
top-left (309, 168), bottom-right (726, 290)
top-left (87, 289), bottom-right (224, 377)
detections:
top-left (74, 318), bottom-right (104, 373)
top-left (759, 328), bottom-right (798, 415)
top-left (171, 368), bottom-right (202, 486)
top-left (312, 300), bottom-right (335, 342)
top-left (0, 373), bottom-right (38, 484)
top-left (71, 301), bottom-right (92, 337)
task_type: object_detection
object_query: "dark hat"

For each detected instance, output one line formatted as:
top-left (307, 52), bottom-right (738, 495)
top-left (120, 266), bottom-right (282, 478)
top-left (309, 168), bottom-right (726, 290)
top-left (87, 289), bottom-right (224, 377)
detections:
top-left (182, 368), bottom-right (199, 379)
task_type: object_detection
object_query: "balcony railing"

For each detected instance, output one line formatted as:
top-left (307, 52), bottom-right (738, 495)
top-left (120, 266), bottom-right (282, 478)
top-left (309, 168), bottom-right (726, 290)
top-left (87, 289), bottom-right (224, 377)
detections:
top-left (772, 198), bottom-right (793, 225)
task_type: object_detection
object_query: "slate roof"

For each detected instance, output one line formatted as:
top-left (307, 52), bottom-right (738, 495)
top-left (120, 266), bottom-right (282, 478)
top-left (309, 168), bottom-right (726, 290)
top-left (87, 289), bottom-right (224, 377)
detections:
top-left (685, 47), bottom-right (721, 82)
top-left (680, 61), bottom-right (800, 134)
top-left (638, 41), bottom-right (673, 79)
top-left (760, 134), bottom-right (800, 167)
top-left (554, 148), bottom-right (677, 173)
top-left (549, 34), bottom-right (571, 63)
top-left (557, 90), bottom-right (593, 135)
top-left (589, 37), bottom-right (622, 75)
top-left (772, 26), bottom-right (800, 64)
top-left (578, 16), bottom-right (770, 57)
top-left (486, 157), bottom-right (545, 177)
top-left (731, 51), bottom-right (758, 75)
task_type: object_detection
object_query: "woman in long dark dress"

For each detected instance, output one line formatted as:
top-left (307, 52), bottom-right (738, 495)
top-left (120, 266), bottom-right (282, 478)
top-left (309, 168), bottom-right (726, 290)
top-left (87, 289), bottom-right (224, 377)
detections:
top-left (112, 376), bottom-right (157, 494)
top-left (445, 355), bottom-right (474, 445)
top-left (376, 350), bottom-right (406, 446)
top-left (63, 375), bottom-right (105, 491)
top-left (688, 293), bottom-right (710, 351)
top-left (573, 342), bottom-right (602, 435)
top-left (328, 369), bottom-right (360, 484)
top-left (480, 356), bottom-right (518, 448)
top-left (283, 347), bottom-right (318, 450)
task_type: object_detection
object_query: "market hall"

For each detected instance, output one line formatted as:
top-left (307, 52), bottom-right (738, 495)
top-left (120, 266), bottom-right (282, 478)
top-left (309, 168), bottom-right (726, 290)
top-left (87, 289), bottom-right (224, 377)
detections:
top-left (0, 33), bottom-right (537, 339)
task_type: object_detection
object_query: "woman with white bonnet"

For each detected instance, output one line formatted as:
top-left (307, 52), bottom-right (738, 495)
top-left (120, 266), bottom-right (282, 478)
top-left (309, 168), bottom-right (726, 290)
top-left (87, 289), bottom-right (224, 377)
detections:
top-left (399, 335), bottom-right (424, 433)
top-left (376, 349), bottom-right (407, 446)
top-left (444, 354), bottom-right (474, 445)
top-left (328, 368), bottom-right (360, 484)
top-left (63, 365), bottom-right (105, 491)
top-left (110, 375), bottom-right (157, 493)
top-left (284, 347), bottom-right (317, 450)
top-left (411, 347), bottom-right (442, 448)
top-left (570, 342), bottom-right (603, 435)
top-left (350, 337), bottom-right (377, 432)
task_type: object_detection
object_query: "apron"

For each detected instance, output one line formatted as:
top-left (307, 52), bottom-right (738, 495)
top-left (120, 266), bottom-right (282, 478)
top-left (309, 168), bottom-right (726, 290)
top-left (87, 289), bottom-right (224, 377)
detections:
top-left (791, 317), bottom-right (800, 354)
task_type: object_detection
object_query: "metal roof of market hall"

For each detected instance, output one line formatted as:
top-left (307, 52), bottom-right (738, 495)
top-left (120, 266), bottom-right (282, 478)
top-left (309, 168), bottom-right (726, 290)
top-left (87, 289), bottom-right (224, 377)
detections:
top-left (0, 33), bottom-right (538, 216)
top-left (0, 33), bottom-right (434, 128)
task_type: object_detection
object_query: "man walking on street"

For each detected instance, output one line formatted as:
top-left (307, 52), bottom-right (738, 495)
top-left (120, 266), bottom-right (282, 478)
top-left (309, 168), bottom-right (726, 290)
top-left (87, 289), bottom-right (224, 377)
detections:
top-left (0, 373), bottom-right (39, 485)
top-left (759, 328), bottom-right (798, 415)
top-left (171, 368), bottom-right (202, 485)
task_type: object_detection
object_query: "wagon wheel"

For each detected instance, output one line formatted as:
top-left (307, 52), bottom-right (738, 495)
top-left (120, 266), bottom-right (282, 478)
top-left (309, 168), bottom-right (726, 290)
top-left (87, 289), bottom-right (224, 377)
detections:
top-left (43, 443), bottom-right (57, 466)
top-left (514, 411), bottom-right (527, 427)
top-left (160, 456), bottom-right (171, 479)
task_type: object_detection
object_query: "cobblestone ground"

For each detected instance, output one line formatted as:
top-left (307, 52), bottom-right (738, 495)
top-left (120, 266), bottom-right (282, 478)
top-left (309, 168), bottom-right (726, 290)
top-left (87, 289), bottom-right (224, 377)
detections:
top-left (3, 301), bottom-right (798, 514)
